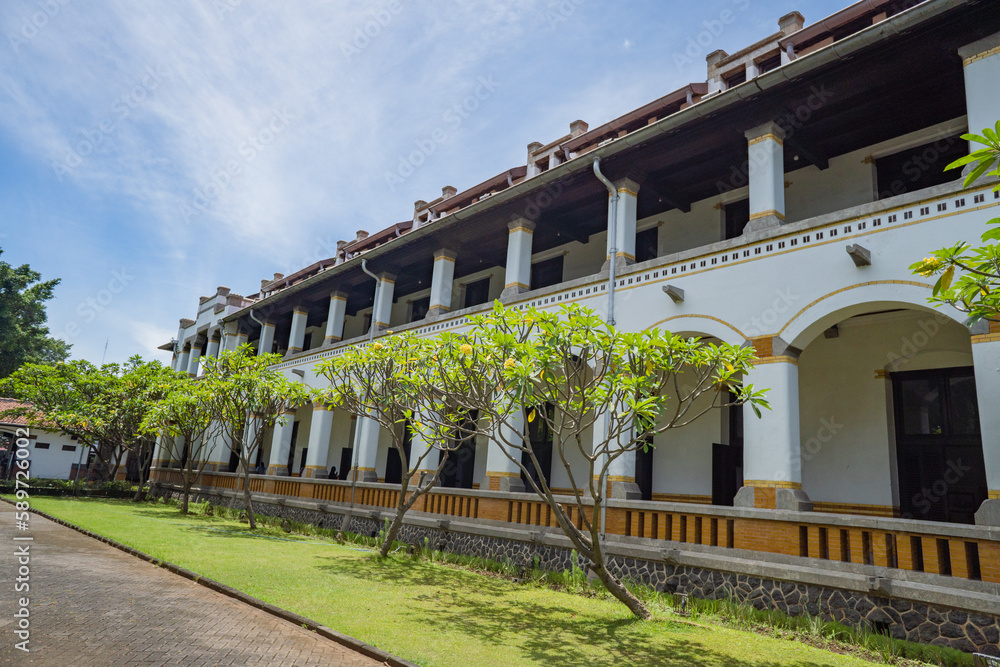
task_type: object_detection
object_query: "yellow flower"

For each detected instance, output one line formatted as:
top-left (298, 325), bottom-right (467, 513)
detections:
top-left (372, 342), bottom-right (383, 351)
top-left (459, 343), bottom-right (473, 355)
top-left (504, 358), bottom-right (516, 369)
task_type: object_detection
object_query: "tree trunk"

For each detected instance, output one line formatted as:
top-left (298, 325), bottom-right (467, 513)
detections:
top-left (181, 473), bottom-right (192, 514)
top-left (243, 480), bottom-right (256, 529)
top-left (591, 561), bottom-right (652, 619)
top-left (379, 511), bottom-right (405, 557)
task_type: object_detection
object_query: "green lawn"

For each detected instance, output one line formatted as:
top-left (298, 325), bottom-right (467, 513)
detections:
top-left (27, 497), bottom-right (883, 667)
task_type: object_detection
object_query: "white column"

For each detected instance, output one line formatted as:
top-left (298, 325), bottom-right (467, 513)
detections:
top-left (973, 332), bottom-right (1000, 525)
top-left (484, 406), bottom-right (526, 492)
top-left (304, 403), bottom-right (334, 479)
top-left (205, 422), bottom-right (231, 472)
top-left (205, 334), bottom-right (221, 360)
top-left (222, 321), bottom-right (239, 352)
top-left (258, 321), bottom-right (275, 356)
top-left (234, 327), bottom-right (249, 348)
top-left (744, 122), bottom-right (786, 232)
top-left (352, 415), bottom-right (380, 482)
top-left (267, 409), bottom-right (296, 476)
top-left (409, 419), bottom-right (441, 483)
top-left (959, 33), bottom-right (1000, 146)
top-left (428, 249), bottom-right (457, 318)
top-left (735, 337), bottom-right (811, 511)
top-left (287, 307), bottom-right (308, 354)
top-left (593, 410), bottom-right (641, 499)
top-left (187, 342), bottom-right (203, 377)
top-left (176, 346), bottom-right (190, 376)
top-left (372, 273), bottom-right (396, 333)
top-left (324, 291), bottom-right (348, 345)
top-left (605, 178), bottom-right (639, 270)
top-left (241, 416), bottom-right (261, 474)
top-left (501, 218), bottom-right (535, 298)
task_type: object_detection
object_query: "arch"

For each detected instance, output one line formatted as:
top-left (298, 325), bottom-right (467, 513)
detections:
top-left (778, 281), bottom-right (967, 351)
top-left (647, 314), bottom-right (747, 346)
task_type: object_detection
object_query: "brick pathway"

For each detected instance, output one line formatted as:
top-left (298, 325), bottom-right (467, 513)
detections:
top-left (0, 503), bottom-right (386, 666)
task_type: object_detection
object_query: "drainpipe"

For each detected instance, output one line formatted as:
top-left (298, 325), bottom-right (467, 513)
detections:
top-left (342, 258), bottom-right (381, 537)
top-left (593, 156), bottom-right (618, 544)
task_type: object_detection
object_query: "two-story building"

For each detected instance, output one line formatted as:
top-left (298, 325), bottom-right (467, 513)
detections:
top-left (153, 0), bottom-right (1000, 652)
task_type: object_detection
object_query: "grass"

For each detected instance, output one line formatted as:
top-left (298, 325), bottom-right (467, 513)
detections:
top-left (20, 496), bottom-right (963, 667)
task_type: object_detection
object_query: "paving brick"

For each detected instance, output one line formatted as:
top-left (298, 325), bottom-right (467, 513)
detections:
top-left (0, 504), bottom-right (384, 666)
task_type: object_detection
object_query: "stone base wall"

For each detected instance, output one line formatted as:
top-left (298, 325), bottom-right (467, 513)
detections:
top-left (161, 485), bottom-right (999, 655)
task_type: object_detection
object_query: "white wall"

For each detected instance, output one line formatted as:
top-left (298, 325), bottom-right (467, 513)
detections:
top-left (19, 430), bottom-right (84, 480)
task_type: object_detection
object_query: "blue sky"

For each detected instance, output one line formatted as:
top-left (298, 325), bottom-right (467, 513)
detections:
top-left (0, 0), bottom-right (849, 365)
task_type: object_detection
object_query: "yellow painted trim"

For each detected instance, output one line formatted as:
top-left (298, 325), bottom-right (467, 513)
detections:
top-left (486, 471), bottom-right (521, 478)
top-left (606, 251), bottom-right (636, 260)
top-left (755, 355), bottom-right (799, 366)
top-left (354, 466), bottom-right (376, 472)
top-left (504, 281), bottom-right (529, 290)
top-left (874, 369), bottom-right (888, 379)
top-left (749, 209), bottom-right (785, 221)
top-left (330, 295), bottom-right (347, 302)
top-left (776, 280), bottom-right (933, 338)
top-left (312, 404), bottom-right (332, 411)
top-left (745, 480), bottom-right (802, 489)
top-left (617, 187), bottom-right (638, 198)
top-left (508, 226), bottom-right (535, 235)
top-left (262, 322), bottom-right (276, 329)
top-left (380, 277), bottom-right (396, 285)
top-left (989, 490), bottom-right (1000, 500)
top-left (287, 347), bottom-right (303, 354)
top-left (963, 44), bottom-right (1000, 66)
top-left (434, 255), bottom-right (456, 263)
top-left (646, 314), bottom-right (748, 340)
top-left (293, 308), bottom-right (309, 316)
top-left (972, 332), bottom-right (1000, 344)
top-left (748, 133), bottom-right (783, 147)
top-left (304, 465), bottom-right (326, 471)
top-left (324, 335), bottom-right (342, 343)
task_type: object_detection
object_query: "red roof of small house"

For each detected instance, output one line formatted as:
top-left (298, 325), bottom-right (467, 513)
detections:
top-left (0, 397), bottom-right (53, 429)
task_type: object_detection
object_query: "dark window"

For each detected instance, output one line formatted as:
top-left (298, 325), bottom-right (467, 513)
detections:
top-left (522, 404), bottom-right (554, 489)
top-left (410, 296), bottom-right (430, 322)
top-left (725, 199), bottom-right (750, 240)
top-left (62, 444), bottom-right (75, 452)
top-left (892, 367), bottom-right (987, 524)
top-left (440, 411), bottom-right (478, 489)
top-left (724, 67), bottom-right (746, 88)
top-left (35, 442), bottom-right (50, 450)
top-left (286, 421), bottom-right (300, 475)
top-left (757, 54), bottom-right (781, 74)
top-left (303, 332), bottom-right (313, 351)
top-left (362, 313), bottom-right (372, 334)
top-left (635, 227), bottom-right (658, 263)
top-left (530, 256), bottom-right (564, 290)
top-left (875, 136), bottom-right (967, 200)
top-left (384, 425), bottom-right (413, 485)
top-left (463, 277), bottom-right (491, 309)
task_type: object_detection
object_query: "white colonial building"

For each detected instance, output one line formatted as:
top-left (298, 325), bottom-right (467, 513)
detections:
top-left (154, 3), bottom-right (1000, 650)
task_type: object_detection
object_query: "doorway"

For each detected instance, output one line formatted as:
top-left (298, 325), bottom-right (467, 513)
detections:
top-left (384, 424), bottom-right (413, 484)
top-left (712, 397), bottom-right (744, 506)
top-left (892, 367), bottom-right (987, 524)
top-left (440, 411), bottom-right (478, 489)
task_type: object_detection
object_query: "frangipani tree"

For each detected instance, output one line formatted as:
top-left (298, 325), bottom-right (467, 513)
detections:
top-left (912, 122), bottom-right (1000, 324)
top-left (315, 332), bottom-right (470, 557)
top-left (142, 377), bottom-right (215, 513)
top-left (200, 344), bottom-right (311, 529)
top-left (422, 303), bottom-right (766, 619)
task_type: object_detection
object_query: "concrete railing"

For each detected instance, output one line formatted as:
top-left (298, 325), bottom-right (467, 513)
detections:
top-left (152, 467), bottom-right (1000, 587)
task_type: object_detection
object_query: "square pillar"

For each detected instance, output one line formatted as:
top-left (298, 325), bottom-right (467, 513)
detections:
top-left (484, 406), bottom-right (526, 492)
top-left (287, 307), bottom-right (308, 354)
top-left (324, 291), bottom-right (348, 345)
top-left (603, 178), bottom-right (640, 271)
top-left (593, 410), bottom-right (641, 499)
top-left (234, 328), bottom-right (249, 348)
top-left (735, 336), bottom-right (811, 511)
top-left (973, 330), bottom-right (1000, 525)
top-left (221, 321), bottom-right (239, 352)
top-left (372, 273), bottom-right (396, 333)
top-left (428, 249), bottom-right (457, 318)
top-left (352, 415), bottom-right (380, 482)
top-left (203, 423), bottom-right (232, 472)
top-left (304, 403), bottom-right (334, 478)
top-left (959, 33), bottom-right (1000, 146)
top-left (205, 334), bottom-right (221, 360)
top-left (258, 321), bottom-right (276, 356)
top-left (175, 346), bottom-right (190, 376)
top-left (744, 122), bottom-right (786, 232)
top-left (501, 219), bottom-right (535, 298)
top-left (408, 419), bottom-right (441, 484)
top-left (187, 342), bottom-right (203, 377)
top-left (267, 410), bottom-right (297, 476)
